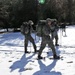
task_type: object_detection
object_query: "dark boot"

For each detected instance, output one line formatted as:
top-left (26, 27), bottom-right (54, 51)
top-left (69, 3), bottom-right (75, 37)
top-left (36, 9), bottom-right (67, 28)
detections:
top-left (25, 51), bottom-right (30, 53)
top-left (35, 50), bottom-right (39, 53)
top-left (55, 43), bottom-right (59, 46)
top-left (33, 43), bottom-right (37, 53)
top-left (38, 55), bottom-right (43, 59)
top-left (53, 54), bottom-right (60, 59)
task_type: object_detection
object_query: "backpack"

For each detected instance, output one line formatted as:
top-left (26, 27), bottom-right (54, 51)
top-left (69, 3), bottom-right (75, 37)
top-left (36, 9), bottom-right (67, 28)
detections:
top-left (20, 22), bottom-right (29, 35)
top-left (36, 20), bottom-right (46, 37)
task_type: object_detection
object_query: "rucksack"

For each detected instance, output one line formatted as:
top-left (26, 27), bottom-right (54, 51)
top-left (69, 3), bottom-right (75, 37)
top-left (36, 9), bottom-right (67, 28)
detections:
top-left (36, 20), bottom-right (46, 37)
top-left (20, 22), bottom-right (29, 35)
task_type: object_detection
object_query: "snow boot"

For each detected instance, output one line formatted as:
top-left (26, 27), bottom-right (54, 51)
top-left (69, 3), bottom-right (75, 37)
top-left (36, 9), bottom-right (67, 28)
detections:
top-left (53, 54), bottom-right (60, 59)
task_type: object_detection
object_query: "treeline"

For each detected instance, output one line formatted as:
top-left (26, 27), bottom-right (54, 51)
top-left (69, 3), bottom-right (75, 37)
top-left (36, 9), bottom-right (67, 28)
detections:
top-left (0, 0), bottom-right (75, 30)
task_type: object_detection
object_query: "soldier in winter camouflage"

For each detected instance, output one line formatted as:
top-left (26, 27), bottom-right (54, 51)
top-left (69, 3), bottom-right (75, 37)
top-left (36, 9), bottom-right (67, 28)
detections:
top-left (38, 18), bottom-right (60, 59)
top-left (21, 20), bottom-right (37, 53)
top-left (60, 22), bottom-right (66, 36)
top-left (50, 19), bottom-right (59, 46)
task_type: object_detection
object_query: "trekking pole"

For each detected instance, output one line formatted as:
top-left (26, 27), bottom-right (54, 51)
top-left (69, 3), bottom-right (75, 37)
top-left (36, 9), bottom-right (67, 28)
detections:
top-left (30, 25), bottom-right (32, 53)
top-left (64, 26), bottom-right (67, 37)
top-left (35, 25), bottom-right (37, 42)
top-left (30, 42), bottom-right (32, 53)
top-left (35, 32), bottom-right (40, 43)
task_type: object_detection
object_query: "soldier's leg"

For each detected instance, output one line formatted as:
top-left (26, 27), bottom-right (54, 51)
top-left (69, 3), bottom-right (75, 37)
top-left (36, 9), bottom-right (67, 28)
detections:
top-left (24, 37), bottom-right (29, 53)
top-left (64, 28), bottom-right (66, 36)
top-left (38, 39), bottom-right (46, 59)
top-left (48, 37), bottom-right (60, 59)
top-left (48, 38), bottom-right (56, 55)
top-left (55, 34), bottom-right (59, 46)
top-left (29, 35), bottom-right (37, 52)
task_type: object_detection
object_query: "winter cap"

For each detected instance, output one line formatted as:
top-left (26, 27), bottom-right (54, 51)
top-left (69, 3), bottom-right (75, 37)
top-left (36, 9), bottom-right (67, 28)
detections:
top-left (28, 20), bottom-right (34, 25)
top-left (46, 18), bottom-right (51, 22)
top-left (23, 22), bottom-right (28, 25)
top-left (53, 19), bottom-right (57, 22)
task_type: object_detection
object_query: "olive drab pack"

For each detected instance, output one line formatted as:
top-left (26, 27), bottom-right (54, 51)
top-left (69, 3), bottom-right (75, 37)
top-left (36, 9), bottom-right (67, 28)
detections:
top-left (36, 20), bottom-right (46, 37)
top-left (20, 25), bottom-right (24, 35)
top-left (20, 22), bottom-right (29, 35)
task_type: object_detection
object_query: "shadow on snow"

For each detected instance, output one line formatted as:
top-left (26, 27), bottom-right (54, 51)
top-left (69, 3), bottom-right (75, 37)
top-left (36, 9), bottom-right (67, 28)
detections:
top-left (10, 53), bottom-right (35, 72)
top-left (33, 60), bottom-right (62, 75)
top-left (33, 46), bottom-right (62, 75)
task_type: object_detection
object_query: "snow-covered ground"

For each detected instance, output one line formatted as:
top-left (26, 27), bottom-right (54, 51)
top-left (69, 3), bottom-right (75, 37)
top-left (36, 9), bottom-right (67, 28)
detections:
top-left (0, 26), bottom-right (75, 75)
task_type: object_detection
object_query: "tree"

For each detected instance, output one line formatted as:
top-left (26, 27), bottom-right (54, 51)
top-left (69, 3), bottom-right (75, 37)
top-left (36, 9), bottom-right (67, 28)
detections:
top-left (67, 0), bottom-right (73, 24)
top-left (0, 1), bottom-right (10, 31)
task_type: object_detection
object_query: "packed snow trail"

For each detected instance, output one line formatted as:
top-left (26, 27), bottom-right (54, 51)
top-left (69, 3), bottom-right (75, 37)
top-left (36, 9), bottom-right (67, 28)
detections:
top-left (0, 26), bottom-right (75, 75)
